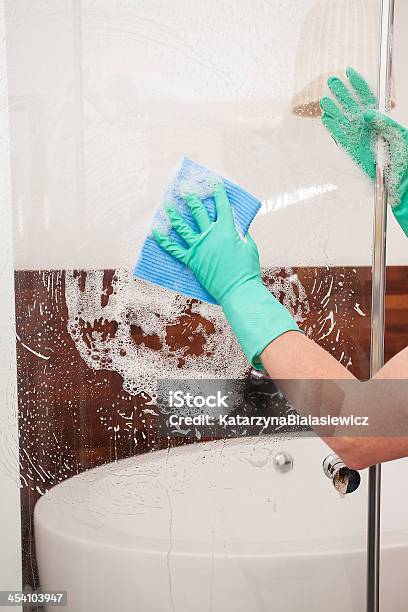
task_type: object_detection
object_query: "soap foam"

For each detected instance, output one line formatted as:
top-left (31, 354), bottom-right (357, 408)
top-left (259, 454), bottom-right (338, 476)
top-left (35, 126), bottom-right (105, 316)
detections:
top-left (65, 268), bottom-right (310, 399)
top-left (65, 270), bottom-right (248, 398)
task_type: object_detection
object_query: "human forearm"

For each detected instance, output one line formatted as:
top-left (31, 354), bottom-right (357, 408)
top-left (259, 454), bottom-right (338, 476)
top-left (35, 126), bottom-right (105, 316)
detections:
top-left (260, 331), bottom-right (355, 380)
top-left (260, 332), bottom-right (363, 467)
top-left (261, 333), bottom-right (408, 469)
top-left (374, 345), bottom-right (408, 379)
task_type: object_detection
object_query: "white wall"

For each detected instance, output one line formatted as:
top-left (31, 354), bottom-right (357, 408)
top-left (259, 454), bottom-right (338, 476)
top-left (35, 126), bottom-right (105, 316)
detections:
top-left (6, 0), bottom-right (406, 270)
top-left (0, 0), bottom-right (22, 606)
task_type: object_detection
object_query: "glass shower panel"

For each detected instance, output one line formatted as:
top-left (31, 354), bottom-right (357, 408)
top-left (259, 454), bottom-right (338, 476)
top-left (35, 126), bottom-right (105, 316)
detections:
top-left (5, 1), bottom-right (383, 611)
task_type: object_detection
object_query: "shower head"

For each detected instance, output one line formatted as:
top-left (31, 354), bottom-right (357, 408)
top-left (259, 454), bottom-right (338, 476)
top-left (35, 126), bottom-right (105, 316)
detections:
top-left (291, 0), bottom-right (395, 118)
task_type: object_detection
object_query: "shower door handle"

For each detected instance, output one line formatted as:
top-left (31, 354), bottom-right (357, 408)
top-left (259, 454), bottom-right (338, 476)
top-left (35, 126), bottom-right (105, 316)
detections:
top-left (323, 454), bottom-right (361, 494)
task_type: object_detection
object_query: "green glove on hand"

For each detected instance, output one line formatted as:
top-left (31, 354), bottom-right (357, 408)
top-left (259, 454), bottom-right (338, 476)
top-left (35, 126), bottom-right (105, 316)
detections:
top-left (320, 67), bottom-right (408, 237)
top-left (153, 185), bottom-right (300, 369)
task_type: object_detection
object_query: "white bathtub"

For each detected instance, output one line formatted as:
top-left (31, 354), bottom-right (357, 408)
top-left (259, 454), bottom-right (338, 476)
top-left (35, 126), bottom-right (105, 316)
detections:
top-left (34, 436), bottom-right (408, 611)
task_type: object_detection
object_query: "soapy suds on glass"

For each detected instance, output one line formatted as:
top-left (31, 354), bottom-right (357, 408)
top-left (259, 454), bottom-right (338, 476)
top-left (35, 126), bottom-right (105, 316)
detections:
top-left (65, 265), bottom-right (365, 401)
top-left (65, 268), bottom-right (310, 400)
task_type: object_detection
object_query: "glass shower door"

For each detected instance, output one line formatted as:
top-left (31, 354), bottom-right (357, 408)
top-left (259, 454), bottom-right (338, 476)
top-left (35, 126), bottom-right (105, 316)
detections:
top-left (2, 1), bottom-right (390, 610)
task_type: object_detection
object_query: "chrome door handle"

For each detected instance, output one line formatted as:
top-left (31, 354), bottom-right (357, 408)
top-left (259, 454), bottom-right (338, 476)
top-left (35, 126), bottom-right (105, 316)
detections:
top-left (323, 454), bottom-right (361, 494)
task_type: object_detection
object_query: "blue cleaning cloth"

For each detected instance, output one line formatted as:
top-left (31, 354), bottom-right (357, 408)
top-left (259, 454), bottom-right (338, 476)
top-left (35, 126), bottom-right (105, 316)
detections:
top-left (133, 157), bottom-right (261, 304)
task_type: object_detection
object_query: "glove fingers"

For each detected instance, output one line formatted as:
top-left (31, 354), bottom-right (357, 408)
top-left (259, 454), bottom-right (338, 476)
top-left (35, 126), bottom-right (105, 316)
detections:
top-left (320, 114), bottom-right (350, 150)
top-left (327, 76), bottom-right (360, 115)
top-left (213, 183), bottom-right (234, 224)
top-left (164, 204), bottom-right (199, 246)
top-left (322, 109), bottom-right (376, 178)
top-left (183, 193), bottom-right (212, 232)
top-left (152, 229), bottom-right (189, 264)
top-left (346, 67), bottom-right (377, 108)
top-left (320, 96), bottom-right (350, 128)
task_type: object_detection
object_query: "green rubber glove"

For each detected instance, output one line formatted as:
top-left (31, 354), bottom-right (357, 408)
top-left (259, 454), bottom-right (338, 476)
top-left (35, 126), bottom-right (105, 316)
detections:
top-left (152, 185), bottom-right (300, 369)
top-left (320, 67), bottom-right (408, 237)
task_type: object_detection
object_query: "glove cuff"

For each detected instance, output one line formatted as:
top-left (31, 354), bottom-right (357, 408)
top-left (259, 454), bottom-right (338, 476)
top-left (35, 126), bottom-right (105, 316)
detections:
top-left (221, 279), bottom-right (301, 370)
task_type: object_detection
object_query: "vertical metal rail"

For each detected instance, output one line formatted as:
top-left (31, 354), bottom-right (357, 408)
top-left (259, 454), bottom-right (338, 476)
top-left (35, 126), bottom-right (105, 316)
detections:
top-left (367, 1), bottom-right (395, 611)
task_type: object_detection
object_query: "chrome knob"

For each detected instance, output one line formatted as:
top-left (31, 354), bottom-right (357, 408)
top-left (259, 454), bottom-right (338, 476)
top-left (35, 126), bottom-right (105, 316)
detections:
top-left (323, 454), bottom-right (360, 494)
top-left (273, 451), bottom-right (293, 473)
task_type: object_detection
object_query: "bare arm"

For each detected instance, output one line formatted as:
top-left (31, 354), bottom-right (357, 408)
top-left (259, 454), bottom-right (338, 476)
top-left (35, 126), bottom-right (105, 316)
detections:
top-left (260, 332), bottom-right (408, 469)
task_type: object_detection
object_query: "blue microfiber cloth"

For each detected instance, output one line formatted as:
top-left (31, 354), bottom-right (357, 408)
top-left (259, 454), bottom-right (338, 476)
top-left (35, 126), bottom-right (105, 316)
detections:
top-left (133, 157), bottom-right (261, 304)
